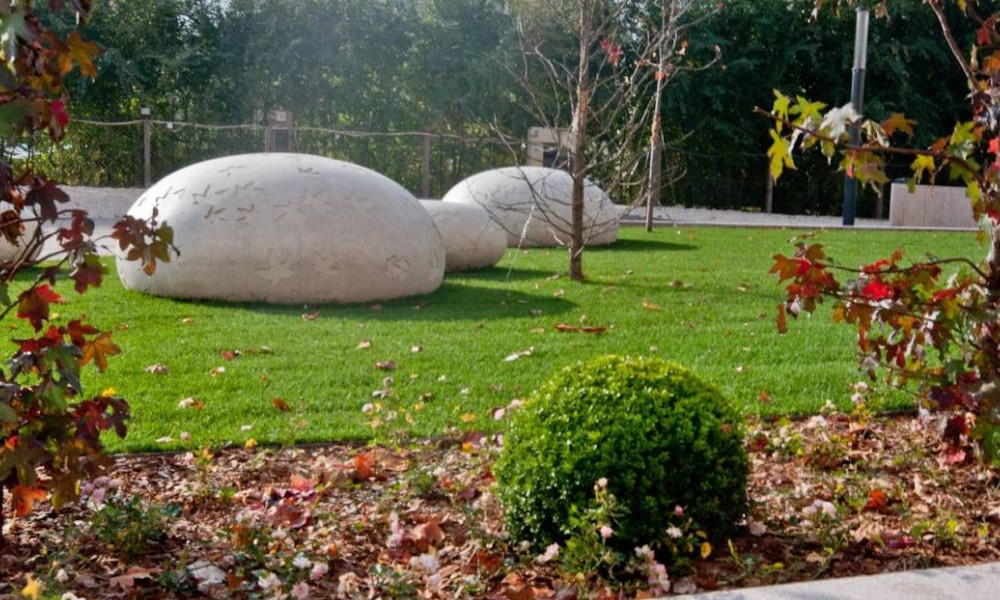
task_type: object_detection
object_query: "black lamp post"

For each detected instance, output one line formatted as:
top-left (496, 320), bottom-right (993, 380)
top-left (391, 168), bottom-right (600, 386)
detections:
top-left (843, 7), bottom-right (870, 226)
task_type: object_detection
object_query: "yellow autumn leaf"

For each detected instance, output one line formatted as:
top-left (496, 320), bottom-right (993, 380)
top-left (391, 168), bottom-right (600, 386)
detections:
top-left (700, 541), bottom-right (713, 559)
top-left (101, 387), bottom-right (117, 398)
top-left (21, 575), bottom-right (43, 600)
top-left (767, 129), bottom-right (795, 181)
top-left (460, 413), bottom-right (476, 423)
top-left (245, 438), bottom-right (257, 450)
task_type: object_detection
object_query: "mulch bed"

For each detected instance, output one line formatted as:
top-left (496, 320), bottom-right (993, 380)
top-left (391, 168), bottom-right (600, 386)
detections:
top-left (2, 409), bottom-right (999, 599)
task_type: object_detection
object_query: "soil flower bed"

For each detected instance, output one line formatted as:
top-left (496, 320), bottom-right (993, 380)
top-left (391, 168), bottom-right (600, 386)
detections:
top-left (2, 408), bottom-right (998, 599)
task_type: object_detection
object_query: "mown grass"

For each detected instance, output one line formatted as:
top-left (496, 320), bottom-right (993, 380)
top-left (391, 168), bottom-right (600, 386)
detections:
top-left (33, 225), bottom-right (979, 452)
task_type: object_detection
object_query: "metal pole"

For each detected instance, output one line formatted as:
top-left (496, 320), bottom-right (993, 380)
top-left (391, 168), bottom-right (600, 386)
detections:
top-left (842, 7), bottom-right (869, 226)
top-left (141, 106), bottom-right (152, 187)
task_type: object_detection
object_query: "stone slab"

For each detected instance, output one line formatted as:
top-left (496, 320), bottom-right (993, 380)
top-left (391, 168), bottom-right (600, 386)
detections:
top-left (670, 562), bottom-right (1000, 600)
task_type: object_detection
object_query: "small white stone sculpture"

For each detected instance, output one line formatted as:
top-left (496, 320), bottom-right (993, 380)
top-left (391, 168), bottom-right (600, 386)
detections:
top-left (419, 200), bottom-right (507, 271)
top-left (441, 166), bottom-right (619, 247)
top-left (116, 153), bottom-right (445, 304)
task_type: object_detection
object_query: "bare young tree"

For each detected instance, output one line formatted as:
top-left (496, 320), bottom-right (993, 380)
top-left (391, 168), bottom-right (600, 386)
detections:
top-left (503, 0), bottom-right (720, 281)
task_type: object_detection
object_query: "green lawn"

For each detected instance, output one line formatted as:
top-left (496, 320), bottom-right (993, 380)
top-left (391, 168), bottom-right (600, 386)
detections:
top-left (40, 225), bottom-right (979, 452)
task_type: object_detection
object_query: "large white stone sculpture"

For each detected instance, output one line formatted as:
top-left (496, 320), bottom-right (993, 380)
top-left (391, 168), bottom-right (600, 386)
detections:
top-left (441, 166), bottom-right (619, 247)
top-left (116, 153), bottom-right (445, 304)
top-left (419, 200), bottom-right (507, 271)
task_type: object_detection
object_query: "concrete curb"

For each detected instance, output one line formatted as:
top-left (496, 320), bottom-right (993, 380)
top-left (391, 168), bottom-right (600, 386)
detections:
top-left (669, 561), bottom-right (1000, 600)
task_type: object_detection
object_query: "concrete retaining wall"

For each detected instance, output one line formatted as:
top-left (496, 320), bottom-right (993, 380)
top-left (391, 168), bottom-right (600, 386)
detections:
top-left (889, 182), bottom-right (977, 229)
top-left (61, 186), bottom-right (144, 220)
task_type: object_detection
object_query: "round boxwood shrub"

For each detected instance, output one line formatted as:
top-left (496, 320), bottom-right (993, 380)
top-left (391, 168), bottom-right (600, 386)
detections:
top-left (495, 355), bottom-right (748, 551)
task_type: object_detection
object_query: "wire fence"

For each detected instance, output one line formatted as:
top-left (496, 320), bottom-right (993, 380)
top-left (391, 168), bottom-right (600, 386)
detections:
top-left (8, 118), bottom-right (520, 199)
top-left (3, 117), bottom-right (893, 217)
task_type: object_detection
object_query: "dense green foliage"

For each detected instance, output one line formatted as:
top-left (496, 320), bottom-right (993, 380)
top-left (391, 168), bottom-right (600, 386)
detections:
top-left (494, 355), bottom-right (748, 550)
top-left (666, 0), bottom-right (969, 214)
top-left (14, 0), bottom-right (974, 215)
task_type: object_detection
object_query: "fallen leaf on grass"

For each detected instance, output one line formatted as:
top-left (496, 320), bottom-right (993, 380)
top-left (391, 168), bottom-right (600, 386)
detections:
top-left (145, 364), bottom-right (169, 374)
top-left (554, 323), bottom-right (607, 334)
top-left (181, 317), bottom-right (194, 325)
top-left (209, 366), bottom-right (225, 377)
top-left (505, 347), bottom-right (534, 361)
top-left (641, 299), bottom-right (662, 311)
top-left (221, 349), bottom-right (240, 361)
top-left (178, 397), bottom-right (204, 410)
top-left (530, 327), bottom-right (545, 334)
top-left (410, 345), bottom-right (423, 353)
top-left (759, 389), bottom-right (772, 404)
top-left (375, 360), bottom-right (397, 371)
top-left (553, 289), bottom-right (565, 298)
top-left (272, 397), bottom-right (291, 412)
top-left (301, 311), bottom-right (320, 321)
top-left (356, 340), bottom-right (373, 350)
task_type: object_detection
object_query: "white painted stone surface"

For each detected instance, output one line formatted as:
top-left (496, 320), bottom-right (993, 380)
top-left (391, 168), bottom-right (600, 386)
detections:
top-left (116, 153), bottom-right (445, 304)
top-left (0, 224), bottom-right (40, 263)
top-left (419, 200), bottom-right (507, 271)
top-left (441, 166), bottom-right (619, 247)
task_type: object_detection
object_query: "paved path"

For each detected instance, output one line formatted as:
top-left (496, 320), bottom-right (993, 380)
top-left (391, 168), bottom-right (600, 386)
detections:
top-left (671, 562), bottom-right (1000, 600)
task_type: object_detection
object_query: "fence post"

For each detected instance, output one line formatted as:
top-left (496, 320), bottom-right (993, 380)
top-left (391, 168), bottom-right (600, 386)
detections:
top-left (421, 132), bottom-right (431, 198)
top-left (141, 106), bottom-right (151, 187)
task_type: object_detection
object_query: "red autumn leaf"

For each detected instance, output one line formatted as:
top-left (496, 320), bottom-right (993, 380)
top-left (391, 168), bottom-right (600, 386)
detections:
top-left (16, 325), bottom-right (64, 353)
top-left (861, 280), bottom-right (894, 301)
top-left (221, 350), bottom-right (239, 361)
top-left (600, 38), bottom-right (623, 65)
top-left (347, 451), bottom-right (377, 481)
top-left (409, 519), bottom-right (445, 552)
top-left (12, 485), bottom-right (47, 516)
top-left (24, 180), bottom-right (69, 222)
top-left (864, 489), bottom-right (889, 512)
top-left (66, 318), bottom-right (99, 347)
top-left (470, 549), bottom-right (503, 572)
top-left (17, 285), bottom-right (64, 331)
top-left (49, 99), bottom-right (70, 127)
top-left (81, 332), bottom-right (121, 373)
top-left (272, 397), bottom-right (291, 412)
top-left (69, 255), bottom-right (105, 293)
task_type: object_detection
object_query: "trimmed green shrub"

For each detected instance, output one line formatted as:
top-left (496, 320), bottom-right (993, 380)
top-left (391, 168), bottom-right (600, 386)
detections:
top-left (495, 355), bottom-right (748, 551)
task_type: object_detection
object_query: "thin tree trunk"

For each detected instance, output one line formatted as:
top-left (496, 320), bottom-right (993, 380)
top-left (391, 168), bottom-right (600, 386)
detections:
top-left (569, 2), bottom-right (592, 282)
top-left (645, 92), bottom-right (664, 232)
top-left (646, 1), bottom-right (678, 232)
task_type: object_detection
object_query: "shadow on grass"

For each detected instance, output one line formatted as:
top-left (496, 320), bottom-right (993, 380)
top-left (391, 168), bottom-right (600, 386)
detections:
top-left (169, 281), bottom-right (577, 322)
top-left (589, 238), bottom-right (698, 253)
